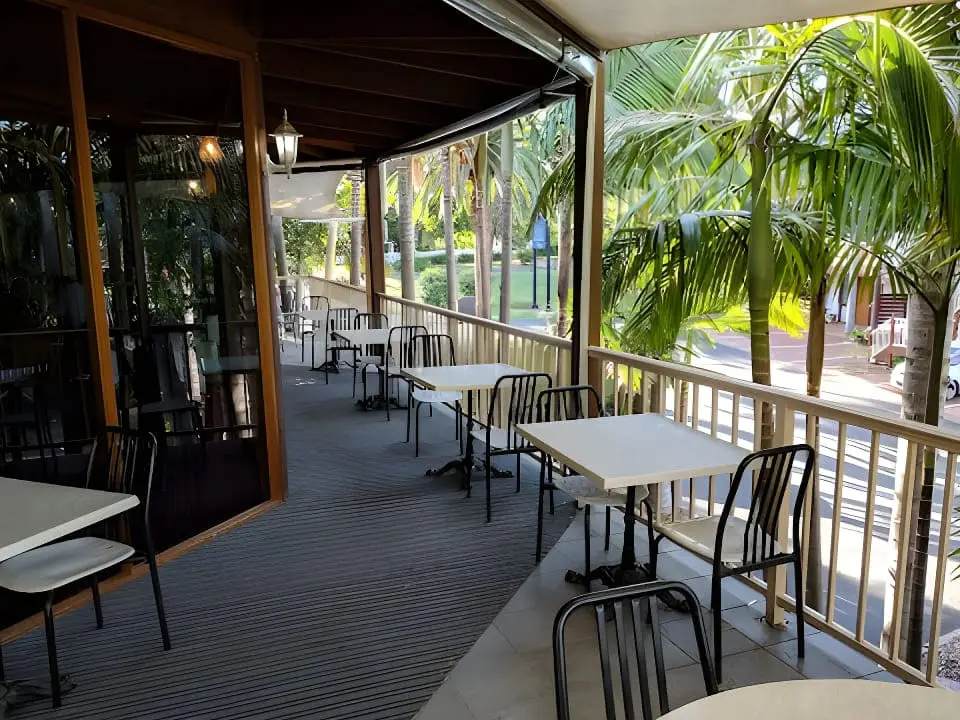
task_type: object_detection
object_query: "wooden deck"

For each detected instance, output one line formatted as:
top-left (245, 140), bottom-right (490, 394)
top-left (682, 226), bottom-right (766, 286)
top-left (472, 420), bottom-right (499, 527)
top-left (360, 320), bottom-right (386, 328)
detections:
top-left (3, 360), bottom-right (575, 719)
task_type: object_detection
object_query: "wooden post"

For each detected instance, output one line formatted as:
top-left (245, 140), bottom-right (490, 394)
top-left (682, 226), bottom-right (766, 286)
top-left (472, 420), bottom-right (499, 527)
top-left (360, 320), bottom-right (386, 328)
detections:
top-left (240, 55), bottom-right (287, 501)
top-left (63, 9), bottom-right (118, 427)
top-left (364, 162), bottom-right (387, 314)
top-left (766, 402), bottom-right (795, 627)
top-left (570, 61), bottom-right (605, 394)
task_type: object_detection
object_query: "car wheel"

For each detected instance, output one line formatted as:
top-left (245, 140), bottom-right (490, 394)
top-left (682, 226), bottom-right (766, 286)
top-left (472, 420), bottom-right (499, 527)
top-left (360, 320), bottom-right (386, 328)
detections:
top-left (948, 380), bottom-right (959, 401)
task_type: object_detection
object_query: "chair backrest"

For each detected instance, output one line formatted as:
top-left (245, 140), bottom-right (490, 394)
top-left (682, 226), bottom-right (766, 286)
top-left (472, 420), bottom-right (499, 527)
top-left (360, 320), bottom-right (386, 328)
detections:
top-left (410, 333), bottom-right (456, 368)
top-left (536, 384), bottom-right (602, 423)
top-left (304, 295), bottom-right (329, 312)
top-left (86, 427), bottom-right (158, 552)
top-left (487, 373), bottom-right (552, 450)
top-left (387, 325), bottom-right (427, 370)
top-left (355, 313), bottom-right (388, 330)
top-left (553, 581), bottom-right (717, 720)
top-left (327, 307), bottom-right (359, 337)
top-left (719, 443), bottom-right (816, 567)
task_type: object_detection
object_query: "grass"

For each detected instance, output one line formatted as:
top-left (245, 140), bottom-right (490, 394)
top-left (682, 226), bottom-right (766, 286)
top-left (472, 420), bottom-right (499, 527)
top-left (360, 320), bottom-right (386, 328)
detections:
top-left (384, 261), bottom-right (559, 324)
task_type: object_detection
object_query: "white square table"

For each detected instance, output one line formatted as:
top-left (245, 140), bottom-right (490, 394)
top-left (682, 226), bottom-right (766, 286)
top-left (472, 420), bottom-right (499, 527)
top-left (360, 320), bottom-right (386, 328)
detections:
top-left (402, 363), bottom-right (530, 486)
top-left (0, 477), bottom-right (139, 700)
top-left (0, 477), bottom-right (139, 563)
top-left (515, 413), bottom-right (748, 585)
top-left (332, 328), bottom-right (391, 347)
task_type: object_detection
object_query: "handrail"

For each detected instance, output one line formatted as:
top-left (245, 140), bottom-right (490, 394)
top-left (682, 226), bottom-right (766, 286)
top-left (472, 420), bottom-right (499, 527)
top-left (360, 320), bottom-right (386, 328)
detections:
top-left (379, 293), bottom-right (571, 349)
top-left (589, 345), bottom-right (960, 452)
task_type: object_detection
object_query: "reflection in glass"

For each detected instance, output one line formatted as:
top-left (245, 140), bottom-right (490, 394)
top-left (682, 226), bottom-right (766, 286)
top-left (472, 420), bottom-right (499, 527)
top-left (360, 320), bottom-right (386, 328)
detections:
top-left (81, 19), bottom-right (268, 548)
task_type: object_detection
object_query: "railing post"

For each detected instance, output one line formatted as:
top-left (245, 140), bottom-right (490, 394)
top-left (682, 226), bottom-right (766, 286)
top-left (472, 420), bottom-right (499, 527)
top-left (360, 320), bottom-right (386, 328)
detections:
top-left (766, 401), bottom-right (794, 627)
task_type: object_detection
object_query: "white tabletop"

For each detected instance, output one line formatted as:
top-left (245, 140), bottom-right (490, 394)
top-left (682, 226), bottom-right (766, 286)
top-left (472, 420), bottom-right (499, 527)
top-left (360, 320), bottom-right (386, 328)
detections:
top-left (334, 328), bottom-right (390, 346)
top-left (0, 477), bottom-right (139, 563)
top-left (514, 413), bottom-right (748, 490)
top-left (660, 680), bottom-right (954, 720)
top-left (402, 363), bottom-right (530, 392)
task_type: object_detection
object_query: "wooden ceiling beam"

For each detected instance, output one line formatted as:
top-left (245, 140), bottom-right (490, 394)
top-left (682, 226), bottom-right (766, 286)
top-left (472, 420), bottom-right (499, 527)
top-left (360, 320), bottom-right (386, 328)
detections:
top-left (298, 136), bottom-right (380, 156)
top-left (319, 37), bottom-right (533, 59)
top-left (264, 103), bottom-right (422, 139)
top-left (258, 1), bottom-right (488, 42)
top-left (283, 44), bottom-right (546, 88)
top-left (263, 78), bottom-right (462, 126)
top-left (259, 42), bottom-right (503, 107)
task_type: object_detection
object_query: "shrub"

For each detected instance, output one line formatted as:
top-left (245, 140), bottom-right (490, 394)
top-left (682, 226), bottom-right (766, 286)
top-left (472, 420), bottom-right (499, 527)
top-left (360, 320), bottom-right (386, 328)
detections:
top-left (419, 267), bottom-right (476, 307)
top-left (516, 248), bottom-right (532, 265)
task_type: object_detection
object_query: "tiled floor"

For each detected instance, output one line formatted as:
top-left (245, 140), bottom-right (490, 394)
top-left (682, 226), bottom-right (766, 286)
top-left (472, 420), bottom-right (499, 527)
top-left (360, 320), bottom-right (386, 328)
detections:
top-left (415, 510), bottom-right (901, 720)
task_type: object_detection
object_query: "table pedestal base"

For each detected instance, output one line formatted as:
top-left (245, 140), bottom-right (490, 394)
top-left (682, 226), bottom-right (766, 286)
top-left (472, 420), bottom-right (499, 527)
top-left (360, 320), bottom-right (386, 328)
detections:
top-left (425, 459), bottom-right (512, 491)
top-left (564, 563), bottom-right (691, 612)
top-left (1, 676), bottom-right (74, 711)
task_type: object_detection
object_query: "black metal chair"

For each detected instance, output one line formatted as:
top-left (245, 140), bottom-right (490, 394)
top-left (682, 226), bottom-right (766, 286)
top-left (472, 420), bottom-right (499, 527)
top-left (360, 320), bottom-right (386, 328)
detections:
top-left (352, 312), bottom-right (389, 399)
top-left (0, 428), bottom-right (171, 708)
top-left (0, 363), bottom-right (56, 479)
top-left (534, 385), bottom-right (652, 586)
top-left (299, 295), bottom-right (329, 366)
top-left (379, 325), bottom-right (426, 420)
top-left (475, 372), bottom-right (552, 522)
top-left (650, 443), bottom-right (816, 682)
top-left (405, 333), bottom-right (462, 456)
top-left (324, 307), bottom-right (359, 382)
top-left (553, 581), bottom-right (717, 720)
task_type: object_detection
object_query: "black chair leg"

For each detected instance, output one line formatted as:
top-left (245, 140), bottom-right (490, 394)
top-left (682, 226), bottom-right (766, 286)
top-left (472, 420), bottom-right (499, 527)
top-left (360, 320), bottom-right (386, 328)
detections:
top-left (91, 578), bottom-right (103, 629)
top-left (415, 403), bottom-right (423, 457)
top-left (794, 559), bottom-right (806, 659)
top-left (604, 507), bottom-right (611, 551)
top-left (548, 464), bottom-right (555, 515)
top-left (1, 637), bottom-right (5, 680)
top-left (43, 592), bottom-right (61, 709)
top-left (405, 388), bottom-right (412, 443)
top-left (645, 500), bottom-right (659, 578)
top-left (515, 454), bottom-right (521, 492)
top-left (583, 505), bottom-right (591, 591)
top-left (353, 363), bottom-right (358, 398)
top-left (485, 452), bottom-right (492, 522)
top-left (711, 572), bottom-right (723, 683)
top-left (455, 402), bottom-right (463, 453)
top-left (146, 547), bottom-right (172, 651)
top-left (536, 458), bottom-right (546, 563)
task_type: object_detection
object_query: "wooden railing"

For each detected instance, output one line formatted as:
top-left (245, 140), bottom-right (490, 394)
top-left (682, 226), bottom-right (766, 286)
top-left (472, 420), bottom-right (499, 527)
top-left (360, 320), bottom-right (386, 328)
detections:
top-left (588, 345), bottom-right (960, 686)
top-left (379, 295), bottom-right (572, 423)
top-left (305, 277), bottom-right (368, 310)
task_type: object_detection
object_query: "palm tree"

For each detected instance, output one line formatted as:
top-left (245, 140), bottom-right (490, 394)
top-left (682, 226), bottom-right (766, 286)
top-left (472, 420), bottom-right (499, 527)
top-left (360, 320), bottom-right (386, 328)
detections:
top-left (499, 121), bottom-right (514, 323)
top-left (441, 147), bottom-right (458, 310)
top-left (397, 160), bottom-right (415, 300)
top-left (349, 170), bottom-right (363, 286)
top-left (471, 134), bottom-right (492, 318)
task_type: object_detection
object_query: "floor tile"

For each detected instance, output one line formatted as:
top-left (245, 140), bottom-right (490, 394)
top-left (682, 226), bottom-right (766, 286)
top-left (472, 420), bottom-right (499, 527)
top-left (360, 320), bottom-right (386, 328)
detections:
top-left (766, 639), bottom-right (858, 679)
top-left (661, 614), bottom-right (758, 660)
top-left (721, 603), bottom-right (819, 647)
top-left (860, 669), bottom-right (905, 683)
top-left (495, 602), bottom-right (596, 654)
top-left (414, 682), bottom-right (477, 720)
top-left (721, 647), bottom-right (805, 687)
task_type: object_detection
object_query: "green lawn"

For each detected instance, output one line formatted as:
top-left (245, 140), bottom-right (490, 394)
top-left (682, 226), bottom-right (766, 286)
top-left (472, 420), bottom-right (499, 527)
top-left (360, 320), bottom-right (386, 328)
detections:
top-left (386, 261), bottom-right (560, 324)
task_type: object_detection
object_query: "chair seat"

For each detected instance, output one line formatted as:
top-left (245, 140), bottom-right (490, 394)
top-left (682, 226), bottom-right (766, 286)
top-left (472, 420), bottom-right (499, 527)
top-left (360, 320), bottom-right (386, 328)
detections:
top-left (357, 355), bottom-right (384, 366)
top-left (0, 537), bottom-right (135, 593)
top-left (412, 389), bottom-right (462, 404)
top-left (653, 515), bottom-right (782, 566)
top-left (553, 475), bottom-right (650, 506)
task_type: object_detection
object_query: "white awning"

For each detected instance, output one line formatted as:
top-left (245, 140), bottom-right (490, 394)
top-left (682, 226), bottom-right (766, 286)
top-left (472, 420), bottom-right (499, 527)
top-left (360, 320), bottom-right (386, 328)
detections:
top-left (269, 170), bottom-right (347, 220)
top-left (532, 0), bottom-right (929, 49)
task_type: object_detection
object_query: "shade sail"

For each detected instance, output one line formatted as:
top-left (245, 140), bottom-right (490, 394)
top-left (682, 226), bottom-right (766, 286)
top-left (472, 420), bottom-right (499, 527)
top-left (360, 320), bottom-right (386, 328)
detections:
top-left (532, 0), bottom-right (927, 49)
top-left (269, 170), bottom-right (347, 220)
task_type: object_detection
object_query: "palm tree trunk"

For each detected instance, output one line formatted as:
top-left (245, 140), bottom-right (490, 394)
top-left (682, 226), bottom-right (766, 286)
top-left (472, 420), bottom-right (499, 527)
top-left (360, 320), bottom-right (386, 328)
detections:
top-left (883, 285), bottom-right (950, 667)
top-left (499, 122), bottom-right (514, 323)
top-left (397, 162), bottom-right (416, 300)
top-left (747, 130), bottom-right (775, 449)
top-left (556, 200), bottom-right (573, 337)
top-left (804, 284), bottom-right (827, 612)
top-left (441, 147), bottom-right (457, 310)
top-left (325, 220), bottom-right (338, 281)
top-left (349, 170), bottom-right (363, 286)
top-left (472, 135), bottom-right (491, 318)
